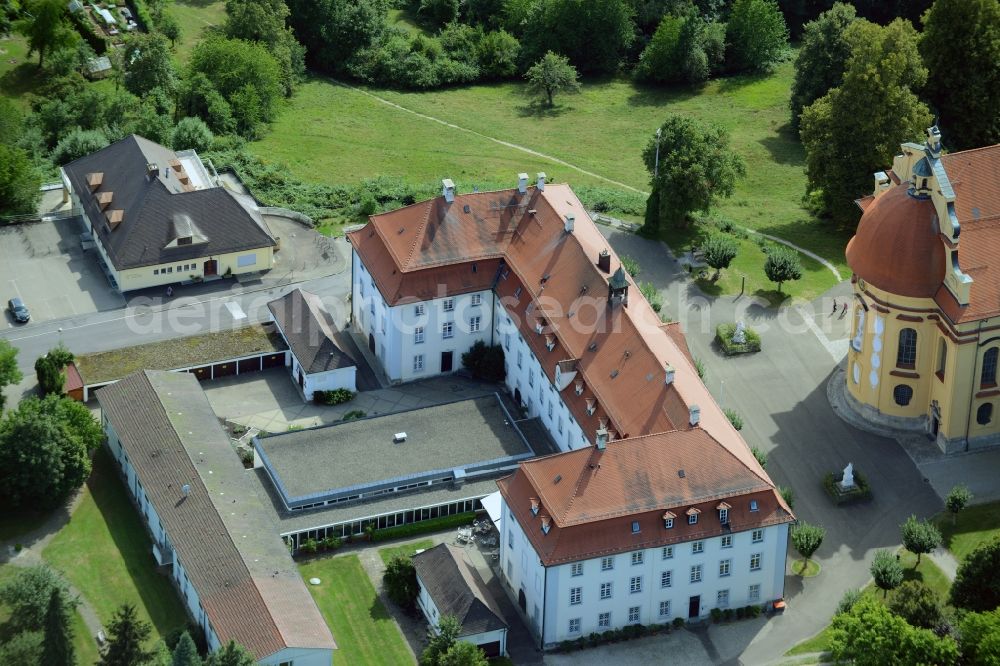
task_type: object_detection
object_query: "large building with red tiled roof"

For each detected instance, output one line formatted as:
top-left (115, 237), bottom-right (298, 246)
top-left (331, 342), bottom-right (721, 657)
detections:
top-left (347, 176), bottom-right (793, 646)
top-left (846, 128), bottom-right (1000, 453)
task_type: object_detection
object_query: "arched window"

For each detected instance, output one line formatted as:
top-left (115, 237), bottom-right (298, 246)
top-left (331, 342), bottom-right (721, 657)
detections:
top-left (977, 403), bottom-right (993, 426)
top-left (937, 339), bottom-right (947, 379)
top-left (893, 384), bottom-right (913, 406)
top-left (982, 348), bottom-right (999, 388)
top-left (897, 328), bottom-right (917, 368)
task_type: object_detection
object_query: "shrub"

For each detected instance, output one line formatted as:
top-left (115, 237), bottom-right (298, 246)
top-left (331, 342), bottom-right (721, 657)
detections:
top-left (780, 486), bottom-right (795, 509)
top-left (383, 555), bottom-right (419, 610)
top-left (476, 29), bottom-right (520, 79)
top-left (890, 580), bottom-right (942, 630)
top-left (693, 357), bottom-right (705, 379)
top-left (51, 128), bottom-right (110, 165)
top-left (341, 409), bottom-right (366, 421)
top-left (791, 521), bottom-right (825, 562)
top-left (871, 549), bottom-right (904, 598)
top-left (822, 470), bottom-right (873, 504)
top-left (460, 340), bottom-right (506, 382)
top-left (951, 536), bottom-right (1000, 612)
top-left (639, 282), bottom-right (663, 312)
top-left (711, 607), bottom-right (722, 623)
top-left (313, 388), bottom-right (355, 406)
top-left (751, 445), bottom-right (767, 468)
top-left (300, 538), bottom-right (318, 554)
top-left (722, 608), bottom-right (734, 621)
top-left (724, 408), bottom-right (743, 430)
top-left (368, 512), bottom-right (475, 543)
top-left (620, 254), bottom-right (641, 278)
top-left (171, 117), bottom-right (214, 153)
top-left (735, 606), bottom-right (746, 620)
top-left (715, 323), bottom-right (761, 355)
top-left (837, 589), bottom-right (862, 616)
top-left (701, 235), bottom-right (739, 280)
top-left (672, 617), bottom-right (685, 629)
top-left (748, 605), bottom-right (761, 618)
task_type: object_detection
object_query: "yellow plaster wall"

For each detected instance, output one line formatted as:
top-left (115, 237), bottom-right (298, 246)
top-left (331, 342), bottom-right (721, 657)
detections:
top-left (115, 246), bottom-right (274, 291)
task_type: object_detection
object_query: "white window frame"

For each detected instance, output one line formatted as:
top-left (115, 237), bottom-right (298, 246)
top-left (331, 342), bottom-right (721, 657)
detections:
top-left (442, 321), bottom-right (454, 339)
top-left (717, 589), bottom-right (730, 608)
top-left (600, 582), bottom-right (612, 600)
top-left (568, 617), bottom-right (581, 634)
top-left (690, 565), bottom-right (703, 583)
top-left (719, 559), bottom-right (731, 577)
top-left (752, 529), bottom-right (764, 543)
top-left (598, 612), bottom-right (611, 628)
top-left (569, 587), bottom-right (582, 605)
top-left (661, 570), bottom-right (672, 588)
top-left (750, 553), bottom-right (762, 571)
top-left (415, 304), bottom-right (425, 316)
top-left (413, 355), bottom-right (424, 372)
top-left (688, 513), bottom-right (698, 525)
top-left (601, 556), bottom-right (614, 571)
top-left (471, 293), bottom-right (482, 306)
top-left (571, 562), bottom-right (583, 577)
top-left (692, 540), bottom-right (704, 554)
top-left (748, 583), bottom-right (761, 602)
top-left (470, 315), bottom-right (481, 332)
top-left (414, 326), bottom-right (424, 343)
top-left (628, 606), bottom-right (640, 624)
top-left (721, 535), bottom-right (733, 549)
top-left (631, 551), bottom-right (644, 566)
top-left (662, 546), bottom-right (673, 559)
top-left (630, 576), bottom-right (642, 594)
top-left (443, 298), bottom-right (454, 312)
top-left (659, 600), bottom-right (671, 618)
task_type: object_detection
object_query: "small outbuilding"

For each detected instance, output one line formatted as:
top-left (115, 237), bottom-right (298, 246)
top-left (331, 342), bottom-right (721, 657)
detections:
top-left (267, 288), bottom-right (357, 401)
top-left (412, 544), bottom-right (508, 658)
top-left (85, 56), bottom-right (112, 80)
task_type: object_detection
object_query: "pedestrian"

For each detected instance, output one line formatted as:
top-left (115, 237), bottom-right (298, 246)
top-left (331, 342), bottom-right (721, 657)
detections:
top-left (166, 286), bottom-right (173, 298)
top-left (842, 302), bottom-right (848, 316)
top-left (832, 299), bottom-right (837, 315)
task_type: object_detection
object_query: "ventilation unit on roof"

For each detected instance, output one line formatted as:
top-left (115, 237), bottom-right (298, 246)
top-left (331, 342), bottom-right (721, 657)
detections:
top-left (442, 178), bottom-right (455, 203)
top-left (463, 204), bottom-right (471, 214)
top-left (677, 470), bottom-right (685, 479)
top-left (595, 428), bottom-right (608, 450)
top-left (689, 405), bottom-right (700, 426)
top-left (665, 364), bottom-right (676, 385)
top-left (393, 432), bottom-right (407, 443)
top-left (517, 172), bottom-right (529, 194)
top-left (537, 172), bottom-right (546, 191)
top-left (564, 213), bottom-right (575, 234)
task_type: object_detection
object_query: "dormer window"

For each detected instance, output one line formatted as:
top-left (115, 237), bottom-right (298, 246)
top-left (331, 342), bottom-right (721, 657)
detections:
top-left (717, 502), bottom-right (731, 525)
top-left (749, 500), bottom-right (758, 512)
top-left (575, 380), bottom-right (584, 396)
top-left (586, 399), bottom-right (597, 416)
top-left (686, 507), bottom-right (701, 525)
top-left (541, 516), bottom-right (551, 534)
top-left (536, 318), bottom-right (545, 334)
top-left (663, 511), bottom-right (675, 529)
top-left (530, 498), bottom-right (539, 516)
top-left (545, 335), bottom-right (556, 352)
top-left (177, 236), bottom-right (192, 246)
top-left (631, 521), bottom-right (640, 534)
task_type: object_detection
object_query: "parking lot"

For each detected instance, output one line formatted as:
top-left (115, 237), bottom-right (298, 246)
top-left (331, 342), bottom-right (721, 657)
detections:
top-left (0, 217), bottom-right (125, 328)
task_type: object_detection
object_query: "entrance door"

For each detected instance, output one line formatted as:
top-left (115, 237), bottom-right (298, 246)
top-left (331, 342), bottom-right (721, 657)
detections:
top-left (368, 333), bottom-right (375, 353)
top-left (441, 351), bottom-right (453, 373)
top-left (931, 416), bottom-right (939, 438)
top-left (514, 388), bottom-right (522, 406)
top-left (297, 367), bottom-right (304, 388)
top-left (518, 588), bottom-right (527, 612)
top-left (204, 259), bottom-right (218, 276)
top-left (688, 595), bottom-right (700, 619)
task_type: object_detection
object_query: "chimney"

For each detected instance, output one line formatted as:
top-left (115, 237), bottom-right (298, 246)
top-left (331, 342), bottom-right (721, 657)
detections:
top-left (597, 249), bottom-right (611, 273)
top-left (564, 213), bottom-right (575, 234)
top-left (873, 171), bottom-right (891, 198)
top-left (536, 172), bottom-right (546, 191)
top-left (689, 404), bottom-right (701, 426)
top-left (146, 163), bottom-right (159, 178)
top-left (540, 515), bottom-right (551, 534)
top-left (530, 497), bottom-right (539, 515)
top-left (926, 125), bottom-right (942, 159)
top-left (517, 172), bottom-right (529, 194)
top-left (665, 364), bottom-right (675, 385)
top-left (595, 428), bottom-right (608, 450)
top-left (442, 178), bottom-right (455, 203)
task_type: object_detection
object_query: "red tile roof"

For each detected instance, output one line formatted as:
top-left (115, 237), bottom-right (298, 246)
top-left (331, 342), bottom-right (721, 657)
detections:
top-left (847, 144), bottom-right (1000, 322)
top-left (348, 183), bottom-right (787, 537)
top-left (497, 430), bottom-right (792, 565)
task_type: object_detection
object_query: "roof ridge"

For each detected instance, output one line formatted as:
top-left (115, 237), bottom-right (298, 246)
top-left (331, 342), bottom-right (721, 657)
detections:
top-left (144, 371), bottom-right (288, 650)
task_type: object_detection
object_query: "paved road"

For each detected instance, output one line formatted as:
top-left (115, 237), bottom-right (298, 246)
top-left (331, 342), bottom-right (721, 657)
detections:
top-left (600, 228), bottom-right (943, 665)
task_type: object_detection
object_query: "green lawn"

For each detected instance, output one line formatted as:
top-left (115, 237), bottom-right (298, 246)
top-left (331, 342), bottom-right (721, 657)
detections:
top-left (937, 501), bottom-right (1000, 562)
top-left (164, 0), bottom-right (227, 64)
top-left (299, 554), bottom-right (414, 666)
top-left (0, 35), bottom-right (40, 106)
top-left (42, 448), bottom-right (188, 640)
top-left (0, 564), bottom-right (102, 663)
top-left (387, 8), bottom-right (427, 37)
top-left (377, 539), bottom-right (435, 566)
top-left (784, 550), bottom-right (951, 657)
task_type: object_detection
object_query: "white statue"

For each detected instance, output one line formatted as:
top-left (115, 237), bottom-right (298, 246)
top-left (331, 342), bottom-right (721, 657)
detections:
top-left (840, 462), bottom-right (855, 489)
top-left (732, 320), bottom-right (747, 345)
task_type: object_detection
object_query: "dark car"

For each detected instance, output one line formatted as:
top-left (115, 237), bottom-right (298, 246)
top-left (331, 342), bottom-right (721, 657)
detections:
top-left (7, 297), bottom-right (29, 323)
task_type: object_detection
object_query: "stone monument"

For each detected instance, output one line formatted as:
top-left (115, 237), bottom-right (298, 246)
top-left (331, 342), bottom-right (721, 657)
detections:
top-left (732, 320), bottom-right (747, 345)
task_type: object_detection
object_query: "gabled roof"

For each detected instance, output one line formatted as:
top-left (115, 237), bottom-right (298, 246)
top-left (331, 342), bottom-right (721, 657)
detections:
top-left (497, 430), bottom-right (793, 565)
top-left (62, 135), bottom-right (275, 270)
top-left (97, 371), bottom-right (335, 659)
top-left (412, 544), bottom-right (507, 636)
top-left (267, 289), bottom-right (355, 374)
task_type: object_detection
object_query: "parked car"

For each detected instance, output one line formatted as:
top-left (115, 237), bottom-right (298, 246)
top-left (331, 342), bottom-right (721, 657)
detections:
top-left (7, 297), bottom-right (29, 323)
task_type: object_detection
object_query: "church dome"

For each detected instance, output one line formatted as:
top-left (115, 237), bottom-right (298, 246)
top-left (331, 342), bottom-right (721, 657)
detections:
top-left (846, 184), bottom-right (946, 298)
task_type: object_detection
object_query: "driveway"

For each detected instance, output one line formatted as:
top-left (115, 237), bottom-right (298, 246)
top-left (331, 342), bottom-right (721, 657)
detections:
top-left (600, 227), bottom-right (944, 664)
top-left (0, 217), bottom-right (125, 327)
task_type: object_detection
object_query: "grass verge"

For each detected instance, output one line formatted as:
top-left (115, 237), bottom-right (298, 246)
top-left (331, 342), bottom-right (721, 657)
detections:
top-left (164, 0), bottom-right (226, 64)
top-left (791, 559), bottom-right (820, 577)
top-left (937, 500), bottom-right (1000, 562)
top-left (299, 554), bottom-right (413, 666)
top-left (377, 539), bottom-right (435, 566)
top-left (43, 448), bottom-right (188, 640)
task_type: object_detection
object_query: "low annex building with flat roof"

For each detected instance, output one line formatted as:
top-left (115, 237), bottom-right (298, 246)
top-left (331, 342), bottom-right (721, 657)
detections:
top-left (347, 176), bottom-right (794, 645)
top-left (62, 135), bottom-right (277, 292)
top-left (98, 370), bottom-right (336, 665)
top-left (847, 128), bottom-right (1000, 452)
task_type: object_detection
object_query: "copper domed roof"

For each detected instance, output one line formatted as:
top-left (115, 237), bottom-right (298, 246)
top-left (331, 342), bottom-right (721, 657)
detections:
top-left (846, 184), bottom-right (946, 298)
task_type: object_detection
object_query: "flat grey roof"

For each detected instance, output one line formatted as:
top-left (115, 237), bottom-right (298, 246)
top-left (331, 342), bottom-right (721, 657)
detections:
top-left (256, 394), bottom-right (533, 508)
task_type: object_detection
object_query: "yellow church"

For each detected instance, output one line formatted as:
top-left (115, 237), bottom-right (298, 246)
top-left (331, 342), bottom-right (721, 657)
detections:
top-left (845, 127), bottom-right (1000, 453)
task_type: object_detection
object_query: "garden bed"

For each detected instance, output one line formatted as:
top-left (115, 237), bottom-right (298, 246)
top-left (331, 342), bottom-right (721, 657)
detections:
top-left (822, 469), bottom-right (873, 505)
top-left (716, 323), bottom-right (762, 355)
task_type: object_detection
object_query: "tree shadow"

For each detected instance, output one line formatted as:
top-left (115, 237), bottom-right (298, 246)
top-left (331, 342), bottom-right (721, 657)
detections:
top-left (174, 0), bottom-right (219, 9)
top-left (753, 288), bottom-right (790, 308)
top-left (514, 100), bottom-right (573, 118)
top-left (0, 62), bottom-right (41, 99)
top-left (717, 70), bottom-right (774, 94)
top-left (626, 81), bottom-right (702, 108)
top-left (758, 123), bottom-right (806, 167)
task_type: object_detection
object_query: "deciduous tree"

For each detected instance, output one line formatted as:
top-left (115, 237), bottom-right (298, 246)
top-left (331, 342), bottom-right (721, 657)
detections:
top-left (800, 19), bottom-right (931, 222)
top-left (889, 580), bottom-right (942, 630)
top-left (383, 555), bottom-right (419, 610)
top-left (870, 549), bottom-right (904, 598)
top-left (171, 116), bottom-right (214, 153)
top-left (524, 51), bottom-right (580, 107)
top-left (959, 608), bottom-right (1000, 666)
top-left (188, 36), bottom-right (283, 133)
top-left (701, 235), bottom-right (738, 280)
top-left (726, 0), bottom-right (788, 73)
top-left (14, 0), bottom-right (77, 68)
top-left (421, 615), bottom-right (461, 666)
top-left (829, 598), bottom-right (958, 666)
top-left (476, 30), bottom-right (520, 79)
top-left (945, 484), bottom-right (972, 525)
top-left (0, 565), bottom-right (77, 634)
top-left (641, 115), bottom-right (745, 232)
top-left (920, 0), bottom-right (1000, 150)
top-left (123, 32), bottom-right (177, 97)
top-left (205, 641), bottom-right (255, 666)
top-left (763, 246), bottom-right (802, 292)
top-left (0, 143), bottom-right (41, 216)
top-left (0, 338), bottom-right (22, 409)
top-left (950, 536), bottom-right (1000, 612)
top-left (439, 640), bottom-right (489, 666)
top-left (521, 0), bottom-right (634, 76)
top-left (789, 3), bottom-right (857, 132)
top-left (791, 521), bottom-right (825, 564)
top-left (98, 604), bottom-right (155, 666)
top-left (286, 0), bottom-right (387, 75)
top-left (51, 127), bottom-right (110, 165)
top-left (900, 515), bottom-right (942, 565)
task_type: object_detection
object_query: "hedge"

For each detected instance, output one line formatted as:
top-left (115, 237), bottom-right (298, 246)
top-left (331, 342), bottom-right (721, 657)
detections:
top-left (369, 511), bottom-right (476, 542)
top-left (822, 469), bottom-right (872, 505)
top-left (716, 323), bottom-right (762, 355)
top-left (69, 11), bottom-right (109, 55)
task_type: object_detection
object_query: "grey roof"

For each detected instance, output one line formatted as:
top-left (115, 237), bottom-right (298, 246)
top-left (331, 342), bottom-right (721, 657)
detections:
top-left (255, 395), bottom-right (534, 509)
top-left (63, 135), bottom-right (275, 270)
top-left (412, 544), bottom-right (507, 637)
top-left (267, 289), bottom-right (356, 374)
top-left (96, 371), bottom-right (335, 659)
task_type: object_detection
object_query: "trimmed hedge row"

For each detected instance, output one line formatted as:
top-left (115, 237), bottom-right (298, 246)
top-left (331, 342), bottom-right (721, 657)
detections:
top-left (370, 512), bottom-right (476, 543)
top-left (822, 469), bottom-right (873, 505)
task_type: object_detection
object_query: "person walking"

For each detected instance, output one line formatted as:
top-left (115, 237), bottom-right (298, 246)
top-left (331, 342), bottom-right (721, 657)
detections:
top-left (832, 299), bottom-right (837, 315)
